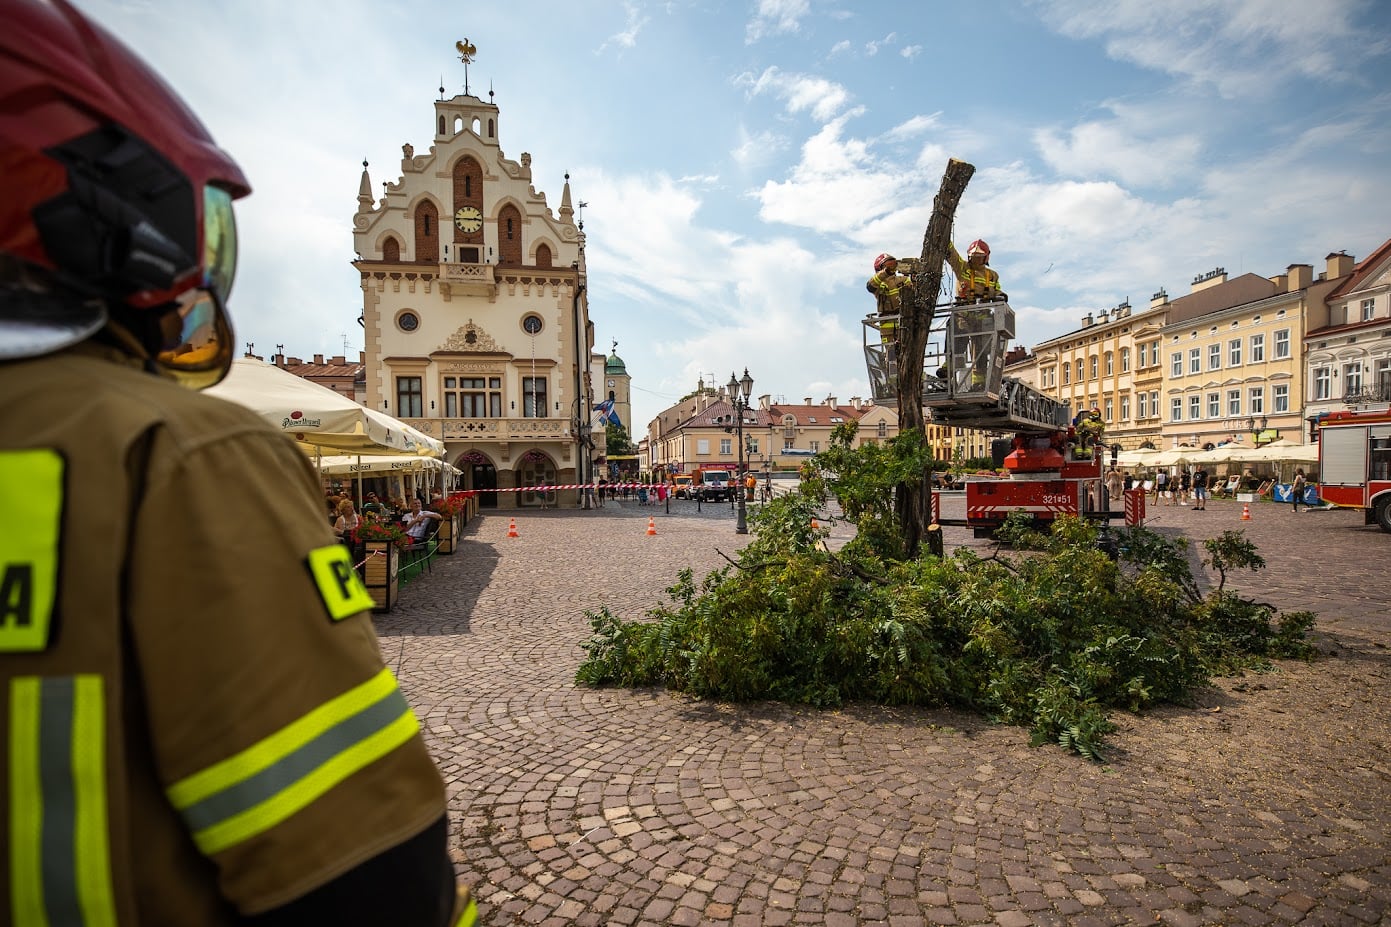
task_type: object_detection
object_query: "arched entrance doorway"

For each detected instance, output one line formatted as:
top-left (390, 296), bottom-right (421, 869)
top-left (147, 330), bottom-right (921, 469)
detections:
top-left (458, 450), bottom-right (498, 509)
top-left (518, 449), bottom-right (557, 508)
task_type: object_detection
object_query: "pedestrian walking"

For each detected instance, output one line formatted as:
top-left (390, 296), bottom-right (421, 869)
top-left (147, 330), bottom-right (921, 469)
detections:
top-left (1291, 468), bottom-right (1307, 512)
top-left (1191, 468), bottom-right (1209, 510)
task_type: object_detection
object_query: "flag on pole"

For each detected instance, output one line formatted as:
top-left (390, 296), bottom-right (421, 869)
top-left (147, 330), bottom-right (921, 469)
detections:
top-left (592, 398), bottom-right (623, 429)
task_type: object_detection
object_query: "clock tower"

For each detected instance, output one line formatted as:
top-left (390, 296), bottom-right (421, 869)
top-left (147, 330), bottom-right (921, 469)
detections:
top-left (603, 343), bottom-right (632, 436)
top-left (351, 42), bottom-right (598, 508)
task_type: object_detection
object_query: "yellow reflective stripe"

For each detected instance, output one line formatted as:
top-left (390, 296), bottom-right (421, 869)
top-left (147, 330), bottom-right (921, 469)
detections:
top-left (71, 677), bottom-right (116, 926)
top-left (453, 896), bottom-right (479, 926)
top-left (8, 676), bottom-right (116, 927)
top-left (0, 449), bottom-right (63, 653)
top-left (188, 710), bottom-right (418, 855)
top-left (10, 677), bottom-right (45, 926)
top-left (166, 668), bottom-right (419, 856)
top-left (167, 668), bottom-right (398, 809)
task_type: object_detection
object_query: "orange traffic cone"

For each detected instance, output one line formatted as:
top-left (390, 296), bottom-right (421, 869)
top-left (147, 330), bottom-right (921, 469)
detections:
top-left (646, 517), bottom-right (657, 536)
top-left (1241, 504), bottom-right (1251, 521)
top-left (507, 517), bottom-right (519, 538)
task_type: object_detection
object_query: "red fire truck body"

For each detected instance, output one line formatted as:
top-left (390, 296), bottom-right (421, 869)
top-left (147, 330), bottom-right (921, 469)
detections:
top-left (1317, 408), bottom-right (1391, 532)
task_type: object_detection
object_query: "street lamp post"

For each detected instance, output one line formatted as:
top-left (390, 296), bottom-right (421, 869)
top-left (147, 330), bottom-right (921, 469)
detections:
top-left (729, 368), bottom-right (754, 534)
top-left (1247, 415), bottom-right (1270, 447)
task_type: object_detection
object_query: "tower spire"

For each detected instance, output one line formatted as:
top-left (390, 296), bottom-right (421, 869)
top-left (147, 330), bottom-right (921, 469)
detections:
top-left (357, 159), bottom-right (373, 213)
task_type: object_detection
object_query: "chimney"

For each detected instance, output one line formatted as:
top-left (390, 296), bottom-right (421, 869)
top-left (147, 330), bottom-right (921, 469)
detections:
top-left (803, 397), bottom-right (812, 405)
top-left (1287, 263), bottom-right (1312, 292)
top-left (1097, 310), bottom-right (1109, 324)
top-left (1190, 267), bottom-right (1227, 293)
top-left (758, 394), bottom-right (771, 410)
top-left (1326, 251), bottom-right (1354, 279)
top-left (313, 353), bottom-right (325, 365)
top-left (1268, 274), bottom-right (1288, 290)
top-left (825, 395), bottom-right (837, 407)
top-left (1150, 288), bottom-right (1168, 309)
top-left (849, 396), bottom-right (861, 409)
top-left (1081, 312), bottom-right (1094, 328)
top-left (1116, 299), bottom-right (1131, 318)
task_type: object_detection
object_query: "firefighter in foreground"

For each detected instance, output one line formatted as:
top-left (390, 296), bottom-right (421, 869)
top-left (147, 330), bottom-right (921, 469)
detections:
top-left (0, 2), bottom-right (473, 923)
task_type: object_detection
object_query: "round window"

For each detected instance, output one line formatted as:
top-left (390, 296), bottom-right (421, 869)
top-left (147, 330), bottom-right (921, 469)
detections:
top-left (398, 311), bottom-right (419, 332)
top-left (521, 315), bottom-right (543, 334)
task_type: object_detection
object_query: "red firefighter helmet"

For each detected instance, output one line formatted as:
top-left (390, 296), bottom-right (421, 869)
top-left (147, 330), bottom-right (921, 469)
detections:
top-left (0, 0), bottom-right (252, 387)
top-left (873, 253), bottom-right (897, 272)
top-left (966, 239), bottom-right (991, 260)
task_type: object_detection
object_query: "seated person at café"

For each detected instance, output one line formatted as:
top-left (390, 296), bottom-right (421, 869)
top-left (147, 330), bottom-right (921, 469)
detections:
top-left (361, 491), bottom-right (387, 515)
top-left (333, 498), bottom-right (361, 539)
top-left (402, 498), bottom-right (443, 541)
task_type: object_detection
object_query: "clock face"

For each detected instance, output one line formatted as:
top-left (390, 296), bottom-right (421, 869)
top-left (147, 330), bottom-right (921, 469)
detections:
top-left (607, 379), bottom-right (615, 388)
top-left (454, 206), bottom-right (483, 233)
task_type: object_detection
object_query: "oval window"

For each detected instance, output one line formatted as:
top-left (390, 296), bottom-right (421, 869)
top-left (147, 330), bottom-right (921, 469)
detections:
top-left (521, 315), bottom-right (543, 334)
top-left (398, 311), bottom-right (419, 332)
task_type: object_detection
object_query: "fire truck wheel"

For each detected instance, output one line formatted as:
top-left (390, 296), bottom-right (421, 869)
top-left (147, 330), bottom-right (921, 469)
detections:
top-left (1375, 497), bottom-right (1391, 533)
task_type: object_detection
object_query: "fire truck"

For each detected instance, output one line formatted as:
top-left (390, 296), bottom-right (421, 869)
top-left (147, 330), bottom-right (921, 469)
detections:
top-left (1316, 408), bottom-right (1391, 532)
top-left (864, 289), bottom-right (1117, 536)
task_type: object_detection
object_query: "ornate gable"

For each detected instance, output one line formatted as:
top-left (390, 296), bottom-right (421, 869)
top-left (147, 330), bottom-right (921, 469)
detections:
top-left (441, 319), bottom-right (501, 352)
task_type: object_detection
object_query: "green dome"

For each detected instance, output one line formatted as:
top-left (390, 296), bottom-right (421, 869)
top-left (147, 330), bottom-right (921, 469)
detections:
top-left (605, 351), bottom-right (627, 375)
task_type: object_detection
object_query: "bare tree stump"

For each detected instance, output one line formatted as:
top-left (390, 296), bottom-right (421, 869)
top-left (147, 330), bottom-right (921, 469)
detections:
top-left (895, 158), bottom-right (974, 557)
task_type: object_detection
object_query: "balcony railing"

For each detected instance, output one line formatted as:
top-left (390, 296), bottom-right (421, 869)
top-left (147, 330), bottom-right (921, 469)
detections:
top-left (1343, 383), bottom-right (1389, 407)
top-left (401, 417), bottom-right (571, 441)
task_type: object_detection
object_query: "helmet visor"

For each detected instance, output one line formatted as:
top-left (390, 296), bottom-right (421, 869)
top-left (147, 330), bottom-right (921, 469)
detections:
top-left (153, 186), bottom-right (238, 388)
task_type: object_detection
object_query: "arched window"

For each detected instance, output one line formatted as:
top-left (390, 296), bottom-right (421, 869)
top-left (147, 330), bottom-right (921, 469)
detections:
top-left (381, 236), bottom-right (400, 263)
top-left (487, 119), bottom-right (495, 138)
top-left (497, 203), bottom-right (523, 265)
top-left (534, 243), bottom-right (552, 268)
top-left (438, 115), bottom-right (445, 136)
top-left (452, 157), bottom-right (482, 244)
top-left (414, 201), bottom-right (439, 263)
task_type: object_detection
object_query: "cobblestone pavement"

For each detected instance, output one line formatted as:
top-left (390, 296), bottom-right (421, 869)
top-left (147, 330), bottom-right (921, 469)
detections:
top-left (378, 495), bottom-right (1390, 926)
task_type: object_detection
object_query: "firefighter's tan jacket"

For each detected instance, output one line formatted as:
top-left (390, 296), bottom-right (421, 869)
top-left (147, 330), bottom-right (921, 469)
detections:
top-left (947, 243), bottom-right (1003, 301)
top-left (0, 345), bottom-right (473, 924)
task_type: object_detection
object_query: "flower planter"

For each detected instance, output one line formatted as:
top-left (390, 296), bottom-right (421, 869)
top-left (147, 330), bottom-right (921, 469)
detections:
top-left (436, 514), bottom-right (461, 555)
top-left (358, 540), bottom-right (399, 612)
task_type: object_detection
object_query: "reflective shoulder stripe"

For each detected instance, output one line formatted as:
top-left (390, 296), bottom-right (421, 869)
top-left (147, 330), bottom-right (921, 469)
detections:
top-left (0, 449), bottom-right (63, 653)
top-left (9, 675), bottom-right (117, 927)
top-left (165, 667), bottom-right (420, 856)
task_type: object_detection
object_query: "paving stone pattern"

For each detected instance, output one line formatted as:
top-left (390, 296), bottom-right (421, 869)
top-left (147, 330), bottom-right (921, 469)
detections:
top-left (378, 495), bottom-right (1390, 926)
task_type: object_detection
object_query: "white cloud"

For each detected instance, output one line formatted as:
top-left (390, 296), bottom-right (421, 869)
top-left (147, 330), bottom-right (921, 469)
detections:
top-left (745, 0), bottom-right (811, 43)
top-left (598, 1), bottom-right (649, 54)
top-left (829, 39), bottom-right (853, 56)
top-left (900, 45), bottom-right (922, 59)
top-left (1033, 114), bottom-right (1203, 187)
top-left (735, 67), bottom-right (853, 123)
top-left (731, 126), bottom-right (788, 170)
top-left (885, 114), bottom-right (941, 141)
top-left (865, 32), bottom-right (897, 56)
top-left (1034, 0), bottom-right (1387, 99)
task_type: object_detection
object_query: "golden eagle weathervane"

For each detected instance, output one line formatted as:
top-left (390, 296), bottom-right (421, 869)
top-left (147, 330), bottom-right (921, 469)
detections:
top-left (456, 39), bottom-right (477, 96)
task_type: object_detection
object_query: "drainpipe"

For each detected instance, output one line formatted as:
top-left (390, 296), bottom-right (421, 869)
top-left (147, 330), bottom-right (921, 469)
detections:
top-left (572, 270), bottom-right (590, 508)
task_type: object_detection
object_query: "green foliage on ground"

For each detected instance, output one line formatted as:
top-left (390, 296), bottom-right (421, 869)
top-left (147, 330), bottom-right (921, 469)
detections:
top-left (576, 428), bottom-right (1316, 760)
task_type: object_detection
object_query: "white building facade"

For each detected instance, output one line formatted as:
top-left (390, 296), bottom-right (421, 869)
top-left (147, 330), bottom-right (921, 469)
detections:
top-left (352, 83), bottom-right (597, 508)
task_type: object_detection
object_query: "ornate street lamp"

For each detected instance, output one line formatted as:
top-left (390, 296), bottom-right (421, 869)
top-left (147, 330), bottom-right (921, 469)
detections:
top-left (1247, 415), bottom-right (1271, 447)
top-left (729, 368), bottom-right (755, 534)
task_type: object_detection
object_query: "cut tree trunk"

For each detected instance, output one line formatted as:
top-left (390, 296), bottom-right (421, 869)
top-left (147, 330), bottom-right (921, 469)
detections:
top-left (896, 158), bottom-right (974, 557)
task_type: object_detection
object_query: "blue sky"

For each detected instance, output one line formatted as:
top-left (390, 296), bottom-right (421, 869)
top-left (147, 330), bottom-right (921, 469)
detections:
top-left (77, 0), bottom-right (1391, 432)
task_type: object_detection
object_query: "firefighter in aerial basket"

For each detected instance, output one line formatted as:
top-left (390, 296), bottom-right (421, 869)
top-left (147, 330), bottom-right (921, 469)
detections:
top-left (1074, 407), bottom-right (1106, 458)
top-left (866, 252), bottom-right (914, 363)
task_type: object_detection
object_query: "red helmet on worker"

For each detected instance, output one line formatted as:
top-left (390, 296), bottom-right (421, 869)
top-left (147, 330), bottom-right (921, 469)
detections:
top-left (873, 253), bottom-right (897, 272)
top-left (0, 0), bottom-right (252, 387)
top-left (967, 239), bottom-right (991, 260)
